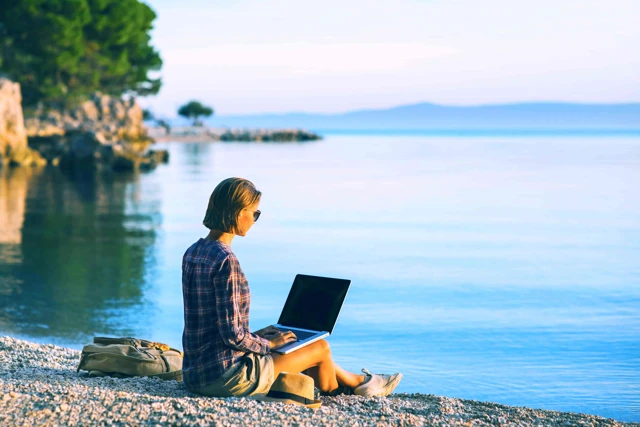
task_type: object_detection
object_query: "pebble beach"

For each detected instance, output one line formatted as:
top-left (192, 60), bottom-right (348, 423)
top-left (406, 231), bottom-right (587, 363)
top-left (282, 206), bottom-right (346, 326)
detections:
top-left (1, 336), bottom-right (637, 427)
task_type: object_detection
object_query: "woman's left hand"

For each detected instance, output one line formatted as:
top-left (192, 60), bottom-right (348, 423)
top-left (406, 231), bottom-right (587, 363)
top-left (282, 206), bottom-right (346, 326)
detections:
top-left (254, 325), bottom-right (280, 338)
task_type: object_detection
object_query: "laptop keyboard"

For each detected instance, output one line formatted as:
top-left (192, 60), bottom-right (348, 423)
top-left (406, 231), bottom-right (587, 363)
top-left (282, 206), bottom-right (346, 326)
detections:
top-left (275, 327), bottom-right (316, 341)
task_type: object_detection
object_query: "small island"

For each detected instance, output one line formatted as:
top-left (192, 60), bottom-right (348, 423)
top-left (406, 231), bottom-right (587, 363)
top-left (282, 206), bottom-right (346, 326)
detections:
top-left (147, 100), bottom-right (322, 142)
top-left (148, 126), bottom-right (322, 143)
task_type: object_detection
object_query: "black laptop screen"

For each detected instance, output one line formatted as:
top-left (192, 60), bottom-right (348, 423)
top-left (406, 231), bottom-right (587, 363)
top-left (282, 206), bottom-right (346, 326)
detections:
top-left (277, 274), bottom-right (351, 333)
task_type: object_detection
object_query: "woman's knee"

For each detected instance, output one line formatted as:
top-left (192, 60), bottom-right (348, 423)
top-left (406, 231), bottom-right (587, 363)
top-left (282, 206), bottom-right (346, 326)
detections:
top-left (311, 339), bottom-right (331, 357)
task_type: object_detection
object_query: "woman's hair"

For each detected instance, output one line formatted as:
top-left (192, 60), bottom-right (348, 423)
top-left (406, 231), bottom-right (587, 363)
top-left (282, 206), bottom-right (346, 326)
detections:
top-left (203, 177), bottom-right (261, 232)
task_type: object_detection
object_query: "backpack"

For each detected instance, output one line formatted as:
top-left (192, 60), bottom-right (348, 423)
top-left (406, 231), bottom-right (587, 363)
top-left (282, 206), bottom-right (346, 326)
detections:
top-left (76, 337), bottom-right (183, 381)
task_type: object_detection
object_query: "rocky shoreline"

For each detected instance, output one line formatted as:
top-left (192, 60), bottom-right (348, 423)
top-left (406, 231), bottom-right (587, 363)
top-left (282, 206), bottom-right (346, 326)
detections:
top-left (0, 337), bottom-right (636, 426)
top-left (2, 78), bottom-right (320, 173)
top-left (0, 78), bottom-right (168, 172)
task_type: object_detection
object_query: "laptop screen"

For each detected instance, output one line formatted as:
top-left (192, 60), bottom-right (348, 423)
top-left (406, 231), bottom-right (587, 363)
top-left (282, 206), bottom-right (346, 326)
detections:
top-left (277, 274), bottom-right (351, 334)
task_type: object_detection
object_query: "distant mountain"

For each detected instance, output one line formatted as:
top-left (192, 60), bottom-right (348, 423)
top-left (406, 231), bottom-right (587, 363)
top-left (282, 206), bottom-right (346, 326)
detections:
top-left (203, 102), bottom-right (640, 131)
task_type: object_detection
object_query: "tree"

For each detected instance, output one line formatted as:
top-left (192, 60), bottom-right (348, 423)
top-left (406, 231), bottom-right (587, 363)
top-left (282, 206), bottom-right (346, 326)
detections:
top-left (81, 0), bottom-right (162, 98)
top-left (178, 101), bottom-right (214, 126)
top-left (0, 0), bottom-right (91, 108)
top-left (156, 119), bottom-right (171, 135)
top-left (0, 0), bottom-right (162, 110)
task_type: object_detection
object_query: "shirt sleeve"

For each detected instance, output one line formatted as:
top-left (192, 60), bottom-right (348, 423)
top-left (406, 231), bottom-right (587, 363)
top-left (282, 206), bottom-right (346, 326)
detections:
top-left (213, 255), bottom-right (271, 355)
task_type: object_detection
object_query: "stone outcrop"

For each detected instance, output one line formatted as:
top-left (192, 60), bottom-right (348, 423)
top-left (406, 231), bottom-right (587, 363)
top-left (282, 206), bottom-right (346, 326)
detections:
top-left (0, 79), bottom-right (46, 167)
top-left (23, 92), bottom-right (168, 171)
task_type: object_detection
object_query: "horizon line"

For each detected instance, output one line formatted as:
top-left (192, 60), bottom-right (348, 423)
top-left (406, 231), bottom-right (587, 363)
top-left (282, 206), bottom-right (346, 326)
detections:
top-left (183, 100), bottom-right (640, 118)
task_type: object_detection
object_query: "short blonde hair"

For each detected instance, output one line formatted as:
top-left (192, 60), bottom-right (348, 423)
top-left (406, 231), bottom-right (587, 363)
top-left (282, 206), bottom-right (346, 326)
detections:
top-left (203, 177), bottom-right (261, 232)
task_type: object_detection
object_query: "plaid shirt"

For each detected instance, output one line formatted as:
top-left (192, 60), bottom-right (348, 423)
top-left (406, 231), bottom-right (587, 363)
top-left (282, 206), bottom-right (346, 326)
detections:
top-left (181, 238), bottom-right (270, 390)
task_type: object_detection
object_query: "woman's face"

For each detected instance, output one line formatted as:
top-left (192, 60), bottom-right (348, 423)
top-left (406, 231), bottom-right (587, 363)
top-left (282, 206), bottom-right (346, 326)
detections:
top-left (236, 200), bottom-right (261, 236)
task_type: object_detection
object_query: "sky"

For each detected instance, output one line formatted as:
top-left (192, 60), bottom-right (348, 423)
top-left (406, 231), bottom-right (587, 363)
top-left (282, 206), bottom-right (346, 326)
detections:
top-left (141, 0), bottom-right (640, 116)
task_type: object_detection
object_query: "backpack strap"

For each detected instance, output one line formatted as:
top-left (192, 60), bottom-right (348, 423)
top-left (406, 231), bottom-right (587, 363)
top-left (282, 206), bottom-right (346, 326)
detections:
top-left (93, 337), bottom-right (140, 346)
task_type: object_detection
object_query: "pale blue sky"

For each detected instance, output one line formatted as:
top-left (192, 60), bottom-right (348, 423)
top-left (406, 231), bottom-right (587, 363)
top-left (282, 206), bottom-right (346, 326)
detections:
top-left (142, 0), bottom-right (640, 116)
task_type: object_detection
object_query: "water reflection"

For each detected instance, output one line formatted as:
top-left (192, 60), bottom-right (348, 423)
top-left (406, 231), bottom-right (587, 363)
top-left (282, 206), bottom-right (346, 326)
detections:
top-left (0, 166), bottom-right (38, 245)
top-left (0, 166), bottom-right (159, 343)
top-left (1, 135), bottom-right (639, 421)
top-left (181, 141), bottom-right (212, 167)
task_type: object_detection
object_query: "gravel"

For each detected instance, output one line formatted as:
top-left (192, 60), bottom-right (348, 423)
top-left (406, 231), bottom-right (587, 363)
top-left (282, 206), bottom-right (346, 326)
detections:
top-left (1, 336), bottom-right (637, 426)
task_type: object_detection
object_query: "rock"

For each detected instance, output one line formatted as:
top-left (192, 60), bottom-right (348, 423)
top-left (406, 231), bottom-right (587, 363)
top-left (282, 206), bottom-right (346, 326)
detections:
top-left (19, 91), bottom-right (161, 172)
top-left (147, 149), bottom-right (169, 164)
top-left (27, 135), bottom-right (66, 164)
top-left (7, 147), bottom-right (47, 167)
top-left (111, 151), bottom-right (141, 171)
top-left (98, 94), bottom-right (111, 119)
top-left (0, 78), bottom-right (32, 166)
top-left (68, 130), bottom-right (106, 161)
top-left (76, 100), bottom-right (99, 122)
top-left (112, 100), bottom-right (127, 121)
top-left (138, 157), bottom-right (156, 171)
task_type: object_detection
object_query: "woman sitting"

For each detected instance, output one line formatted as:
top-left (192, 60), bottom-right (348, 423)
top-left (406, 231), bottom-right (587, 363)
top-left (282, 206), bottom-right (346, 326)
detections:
top-left (182, 177), bottom-right (402, 398)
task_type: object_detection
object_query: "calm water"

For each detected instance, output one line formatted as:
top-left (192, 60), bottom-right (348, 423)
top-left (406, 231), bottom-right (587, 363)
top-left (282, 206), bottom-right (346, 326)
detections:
top-left (1, 134), bottom-right (639, 421)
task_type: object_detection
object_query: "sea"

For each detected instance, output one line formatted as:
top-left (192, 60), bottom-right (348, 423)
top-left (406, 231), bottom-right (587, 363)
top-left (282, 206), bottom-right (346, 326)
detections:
top-left (0, 131), bottom-right (638, 422)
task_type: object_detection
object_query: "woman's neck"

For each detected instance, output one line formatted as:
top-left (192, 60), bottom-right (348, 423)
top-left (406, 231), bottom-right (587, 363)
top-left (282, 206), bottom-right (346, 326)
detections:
top-left (206, 229), bottom-right (234, 246)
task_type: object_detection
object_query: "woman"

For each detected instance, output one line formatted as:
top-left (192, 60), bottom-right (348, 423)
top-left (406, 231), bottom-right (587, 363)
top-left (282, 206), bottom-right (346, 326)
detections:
top-left (182, 177), bottom-right (402, 398)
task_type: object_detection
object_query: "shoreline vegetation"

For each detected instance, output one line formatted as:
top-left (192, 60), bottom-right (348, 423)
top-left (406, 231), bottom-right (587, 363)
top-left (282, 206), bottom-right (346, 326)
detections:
top-left (1, 337), bottom-right (636, 427)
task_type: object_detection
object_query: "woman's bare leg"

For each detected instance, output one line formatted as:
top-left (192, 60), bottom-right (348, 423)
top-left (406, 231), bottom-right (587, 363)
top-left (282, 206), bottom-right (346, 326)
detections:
top-left (272, 340), bottom-right (365, 392)
top-left (303, 363), bottom-right (364, 389)
top-left (333, 362), bottom-right (365, 389)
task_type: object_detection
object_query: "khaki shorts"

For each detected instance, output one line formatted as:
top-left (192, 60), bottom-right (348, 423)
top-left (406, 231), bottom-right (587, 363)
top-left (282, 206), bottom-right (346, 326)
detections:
top-left (190, 353), bottom-right (274, 398)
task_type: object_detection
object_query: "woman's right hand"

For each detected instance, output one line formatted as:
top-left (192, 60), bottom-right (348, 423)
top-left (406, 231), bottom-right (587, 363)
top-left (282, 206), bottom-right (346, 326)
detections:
top-left (265, 329), bottom-right (297, 350)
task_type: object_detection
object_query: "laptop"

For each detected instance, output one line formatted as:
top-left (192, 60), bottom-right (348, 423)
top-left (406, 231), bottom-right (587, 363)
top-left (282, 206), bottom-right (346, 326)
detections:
top-left (263, 274), bottom-right (351, 355)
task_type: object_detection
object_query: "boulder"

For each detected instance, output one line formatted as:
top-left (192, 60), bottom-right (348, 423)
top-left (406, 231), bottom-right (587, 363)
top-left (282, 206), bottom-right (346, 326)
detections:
top-left (68, 130), bottom-right (107, 161)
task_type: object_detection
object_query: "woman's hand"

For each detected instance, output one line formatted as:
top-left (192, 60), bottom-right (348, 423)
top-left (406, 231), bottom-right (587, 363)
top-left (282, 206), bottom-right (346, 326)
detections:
top-left (254, 326), bottom-right (297, 349)
top-left (254, 325), bottom-right (279, 338)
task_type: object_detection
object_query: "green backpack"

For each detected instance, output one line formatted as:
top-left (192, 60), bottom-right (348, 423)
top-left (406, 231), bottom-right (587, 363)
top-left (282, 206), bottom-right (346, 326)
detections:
top-left (76, 337), bottom-right (183, 381)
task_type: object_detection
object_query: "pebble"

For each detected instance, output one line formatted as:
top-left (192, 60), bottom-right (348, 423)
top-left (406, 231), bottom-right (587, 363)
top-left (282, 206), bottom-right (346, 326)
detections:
top-left (0, 336), bottom-right (637, 427)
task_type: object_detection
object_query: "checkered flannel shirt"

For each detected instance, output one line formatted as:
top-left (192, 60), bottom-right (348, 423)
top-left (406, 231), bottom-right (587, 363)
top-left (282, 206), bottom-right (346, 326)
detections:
top-left (181, 238), bottom-right (270, 390)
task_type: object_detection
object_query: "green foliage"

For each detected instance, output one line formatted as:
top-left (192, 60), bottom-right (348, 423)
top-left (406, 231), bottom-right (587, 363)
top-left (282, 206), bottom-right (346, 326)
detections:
top-left (142, 109), bottom-right (154, 121)
top-left (0, 0), bottom-right (162, 110)
top-left (178, 101), bottom-right (214, 126)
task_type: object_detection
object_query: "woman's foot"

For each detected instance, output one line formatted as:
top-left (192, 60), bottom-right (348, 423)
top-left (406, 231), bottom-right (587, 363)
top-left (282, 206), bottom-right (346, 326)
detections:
top-left (353, 368), bottom-right (402, 397)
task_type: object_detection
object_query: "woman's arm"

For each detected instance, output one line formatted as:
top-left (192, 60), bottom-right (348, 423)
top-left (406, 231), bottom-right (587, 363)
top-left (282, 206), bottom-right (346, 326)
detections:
top-left (213, 255), bottom-right (271, 355)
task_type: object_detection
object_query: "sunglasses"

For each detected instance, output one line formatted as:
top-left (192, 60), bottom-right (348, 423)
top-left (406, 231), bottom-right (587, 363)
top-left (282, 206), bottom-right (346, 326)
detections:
top-left (243, 208), bottom-right (261, 222)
